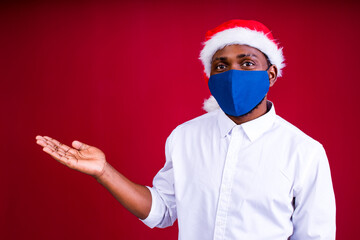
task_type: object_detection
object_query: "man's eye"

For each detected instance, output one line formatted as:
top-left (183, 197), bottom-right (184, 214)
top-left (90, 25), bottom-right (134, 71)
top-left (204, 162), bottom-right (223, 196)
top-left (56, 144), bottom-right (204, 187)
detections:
top-left (216, 64), bottom-right (227, 70)
top-left (241, 61), bottom-right (255, 67)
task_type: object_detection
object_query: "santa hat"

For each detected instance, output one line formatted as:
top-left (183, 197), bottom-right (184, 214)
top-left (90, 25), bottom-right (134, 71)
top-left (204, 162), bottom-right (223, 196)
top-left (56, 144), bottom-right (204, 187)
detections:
top-left (199, 19), bottom-right (285, 112)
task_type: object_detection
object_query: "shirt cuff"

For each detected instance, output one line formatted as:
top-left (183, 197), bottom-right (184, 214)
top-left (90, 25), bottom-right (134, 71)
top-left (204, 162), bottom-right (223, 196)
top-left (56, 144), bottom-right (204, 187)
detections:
top-left (139, 186), bottom-right (165, 228)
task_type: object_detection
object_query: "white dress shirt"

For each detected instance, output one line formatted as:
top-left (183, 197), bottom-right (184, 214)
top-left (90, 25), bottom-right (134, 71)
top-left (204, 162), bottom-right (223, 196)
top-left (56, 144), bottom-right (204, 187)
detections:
top-left (141, 102), bottom-right (336, 240)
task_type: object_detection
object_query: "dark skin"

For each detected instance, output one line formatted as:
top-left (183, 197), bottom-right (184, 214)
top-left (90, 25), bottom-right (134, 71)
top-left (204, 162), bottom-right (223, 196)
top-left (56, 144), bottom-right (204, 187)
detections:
top-left (210, 44), bottom-right (278, 125)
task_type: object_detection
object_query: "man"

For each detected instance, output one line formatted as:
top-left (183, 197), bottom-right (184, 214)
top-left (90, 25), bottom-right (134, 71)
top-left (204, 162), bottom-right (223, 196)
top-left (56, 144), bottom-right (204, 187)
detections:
top-left (36, 20), bottom-right (336, 239)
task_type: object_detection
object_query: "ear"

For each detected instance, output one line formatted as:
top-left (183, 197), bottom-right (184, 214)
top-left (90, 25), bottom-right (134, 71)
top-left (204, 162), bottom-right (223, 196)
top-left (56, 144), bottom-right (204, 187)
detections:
top-left (268, 65), bottom-right (278, 87)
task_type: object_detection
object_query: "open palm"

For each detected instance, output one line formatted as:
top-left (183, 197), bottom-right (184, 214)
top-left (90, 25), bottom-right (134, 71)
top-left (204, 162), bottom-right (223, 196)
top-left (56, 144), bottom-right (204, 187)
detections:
top-left (36, 135), bottom-right (106, 178)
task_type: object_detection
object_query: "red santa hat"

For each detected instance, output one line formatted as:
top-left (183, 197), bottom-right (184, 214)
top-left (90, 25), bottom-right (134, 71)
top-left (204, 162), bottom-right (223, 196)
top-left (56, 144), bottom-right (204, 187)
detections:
top-left (199, 19), bottom-right (285, 112)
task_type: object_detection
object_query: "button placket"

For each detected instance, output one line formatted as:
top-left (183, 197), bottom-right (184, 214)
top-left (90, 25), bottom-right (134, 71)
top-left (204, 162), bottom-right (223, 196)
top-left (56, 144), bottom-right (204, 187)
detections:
top-left (213, 126), bottom-right (244, 240)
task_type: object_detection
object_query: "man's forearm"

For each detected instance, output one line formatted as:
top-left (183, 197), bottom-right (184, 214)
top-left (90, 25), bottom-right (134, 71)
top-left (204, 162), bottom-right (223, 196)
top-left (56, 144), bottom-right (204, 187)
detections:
top-left (96, 162), bottom-right (152, 220)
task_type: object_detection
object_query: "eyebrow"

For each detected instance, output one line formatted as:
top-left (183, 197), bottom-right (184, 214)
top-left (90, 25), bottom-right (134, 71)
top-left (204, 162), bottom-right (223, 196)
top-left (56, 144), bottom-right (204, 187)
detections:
top-left (212, 54), bottom-right (258, 62)
top-left (237, 54), bottom-right (258, 59)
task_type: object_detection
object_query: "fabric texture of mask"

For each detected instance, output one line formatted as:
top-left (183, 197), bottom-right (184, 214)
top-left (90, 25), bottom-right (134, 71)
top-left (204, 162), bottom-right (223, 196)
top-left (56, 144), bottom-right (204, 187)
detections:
top-left (208, 70), bottom-right (270, 117)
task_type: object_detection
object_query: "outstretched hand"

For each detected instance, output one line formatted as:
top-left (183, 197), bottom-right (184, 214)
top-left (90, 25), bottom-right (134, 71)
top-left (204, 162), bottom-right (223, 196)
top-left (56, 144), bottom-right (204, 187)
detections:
top-left (36, 136), bottom-right (107, 179)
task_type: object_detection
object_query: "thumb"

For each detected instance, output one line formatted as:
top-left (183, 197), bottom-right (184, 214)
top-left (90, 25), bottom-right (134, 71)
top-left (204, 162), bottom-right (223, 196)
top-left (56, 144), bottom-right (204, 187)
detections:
top-left (72, 140), bottom-right (90, 151)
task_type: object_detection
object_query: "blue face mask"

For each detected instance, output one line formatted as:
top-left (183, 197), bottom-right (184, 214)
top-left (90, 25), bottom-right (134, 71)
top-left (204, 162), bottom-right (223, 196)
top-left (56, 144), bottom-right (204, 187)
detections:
top-left (208, 70), bottom-right (270, 117)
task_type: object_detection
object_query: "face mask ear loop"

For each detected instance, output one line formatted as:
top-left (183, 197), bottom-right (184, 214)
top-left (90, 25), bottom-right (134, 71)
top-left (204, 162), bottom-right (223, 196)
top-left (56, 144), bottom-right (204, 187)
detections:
top-left (266, 64), bottom-right (272, 71)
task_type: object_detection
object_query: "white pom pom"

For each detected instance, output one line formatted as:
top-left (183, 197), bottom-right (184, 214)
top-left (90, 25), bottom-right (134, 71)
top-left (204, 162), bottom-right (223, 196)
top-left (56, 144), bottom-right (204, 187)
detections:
top-left (203, 95), bottom-right (220, 112)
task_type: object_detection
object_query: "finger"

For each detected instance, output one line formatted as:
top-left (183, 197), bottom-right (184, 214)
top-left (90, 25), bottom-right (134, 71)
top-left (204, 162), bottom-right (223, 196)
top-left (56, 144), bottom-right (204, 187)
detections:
top-left (55, 146), bottom-right (67, 155)
top-left (39, 136), bottom-right (59, 149)
top-left (36, 135), bottom-right (44, 140)
top-left (43, 136), bottom-right (77, 155)
top-left (36, 136), bottom-right (49, 146)
top-left (37, 137), bottom-right (67, 155)
top-left (37, 139), bottom-right (62, 153)
top-left (43, 146), bottom-right (66, 161)
top-left (43, 136), bottom-right (64, 147)
top-left (36, 139), bottom-right (48, 148)
top-left (43, 146), bottom-right (76, 168)
top-left (44, 144), bottom-right (77, 162)
top-left (42, 143), bottom-right (59, 154)
top-left (72, 140), bottom-right (90, 151)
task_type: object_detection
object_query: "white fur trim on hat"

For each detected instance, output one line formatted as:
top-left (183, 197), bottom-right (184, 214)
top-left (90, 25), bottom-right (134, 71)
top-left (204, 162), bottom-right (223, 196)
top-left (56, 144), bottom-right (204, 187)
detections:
top-left (202, 95), bottom-right (220, 112)
top-left (199, 27), bottom-right (285, 78)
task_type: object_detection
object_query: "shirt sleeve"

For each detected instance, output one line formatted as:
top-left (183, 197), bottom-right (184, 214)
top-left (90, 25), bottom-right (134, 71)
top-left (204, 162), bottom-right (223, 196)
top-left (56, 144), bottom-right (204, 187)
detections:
top-left (140, 133), bottom-right (177, 228)
top-left (291, 144), bottom-right (336, 240)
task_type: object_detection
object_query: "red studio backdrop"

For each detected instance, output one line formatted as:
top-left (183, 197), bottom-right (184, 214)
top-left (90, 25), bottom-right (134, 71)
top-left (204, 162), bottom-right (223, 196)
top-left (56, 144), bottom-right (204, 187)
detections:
top-left (1, 0), bottom-right (359, 239)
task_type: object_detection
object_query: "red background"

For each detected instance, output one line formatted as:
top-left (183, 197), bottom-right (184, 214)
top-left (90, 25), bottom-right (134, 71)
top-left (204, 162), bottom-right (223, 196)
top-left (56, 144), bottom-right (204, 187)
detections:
top-left (1, 0), bottom-right (359, 239)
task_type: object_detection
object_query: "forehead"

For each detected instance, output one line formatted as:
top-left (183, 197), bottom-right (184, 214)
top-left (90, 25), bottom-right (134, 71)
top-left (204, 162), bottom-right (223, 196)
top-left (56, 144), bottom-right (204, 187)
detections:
top-left (212, 44), bottom-right (266, 60)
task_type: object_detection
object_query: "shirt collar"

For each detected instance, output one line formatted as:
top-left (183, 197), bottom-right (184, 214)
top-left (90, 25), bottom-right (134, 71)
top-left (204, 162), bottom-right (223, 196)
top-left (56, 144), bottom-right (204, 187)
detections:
top-left (217, 108), bottom-right (237, 138)
top-left (217, 101), bottom-right (276, 141)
